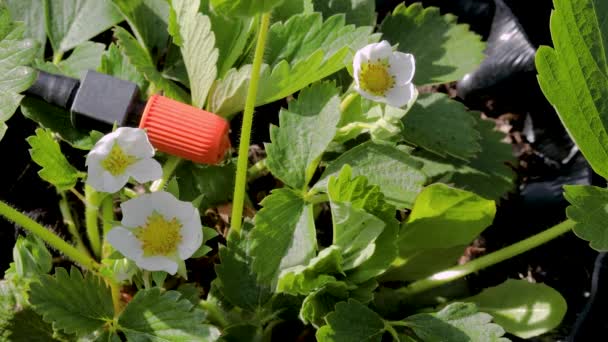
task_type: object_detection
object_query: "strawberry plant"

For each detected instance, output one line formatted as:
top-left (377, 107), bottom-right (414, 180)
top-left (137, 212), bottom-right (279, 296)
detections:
top-left (0, 0), bottom-right (597, 340)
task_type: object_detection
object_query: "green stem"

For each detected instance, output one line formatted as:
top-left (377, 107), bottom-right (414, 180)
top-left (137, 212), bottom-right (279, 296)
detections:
top-left (52, 51), bottom-right (64, 65)
top-left (248, 159), bottom-right (268, 182)
top-left (150, 155), bottom-right (182, 192)
top-left (305, 193), bottom-right (329, 205)
top-left (231, 12), bottom-right (271, 236)
top-left (110, 280), bottom-right (123, 317)
top-left (85, 185), bottom-right (103, 259)
top-left (199, 300), bottom-right (229, 329)
top-left (0, 200), bottom-right (99, 271)
top-left (101, 195), bottom-right (115, 259)
top-left (340, 92), bottom-right (359, 112)
top-left (58, 191), bottom-right (88, 254)
top-left (398, 219), bottom-right (575, 297)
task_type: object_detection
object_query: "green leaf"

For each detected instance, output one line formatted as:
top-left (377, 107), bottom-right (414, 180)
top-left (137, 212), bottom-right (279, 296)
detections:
top-left (20, 97), bottom-right (103, 150)
top-left (404, 302), bottom-right (509, 342)
top-left (99, 43), bottom-right (148, 92)
top-left (536, 0), bottom-right (608, 180)
top-left (208, 13), bottom-right (377, 118)
top-left (312, 0), bottom-right (376, 27)
top-left (170, 0), bottom-right (218, 108)
top-left (114, 26), bottom-right (190, 103)
top-left (273, 0), bottom-right (314, 22)
top-left (412, 115), bottom-right (515, 200)
top-left (402, 93), bottom-right (481, 161)
top-left (0, 10), bottom-right (37, 141)
top-left (112, 0), bottom-right (170, 57)
top-left (266, 82), bottom-right (341, 189)
top-left (316, 299), bottom-right (385, 342)
top-left (176, 160), bottom-right (236, 210)
top-left (314, 142), bottom-right (426, 208)
top-left (464, 279), bottom-right (567, 339)
top-left (6, 0), bottom-right (46, 57)
top-left (27, 129), bottom-right (81, 191)
top-left (43, 0), bottom-right (122, 54)
top-left (201, 0), bottom-right (253, 78)
top-left (12, 235), bottom-right (52, 279)
top-left (215, 228), bottom-right (272, 310)
top-left (210, 0), bottom-right (284, 17)
top-left (277, 246), bottom-right (343, 295)
top-left (250, 189), bottom-right (317, 283)
top-left (329, 202), bottom-right (385, 270)
top-left (300, 282), bottom-right (349, 328)
top-left (38, 41), bottom-right (106, 78)
top-left (118, 288), bottom-right (220, 341)
top-left (220, 324), bottom-right (263, 342)
top-left (564, 185), bottom-right (608, 250)
top-left (380, 3), bottom-right (485, 85)
top-left (29, 267), bottom-right (114, 336)
top-left (327, 165), bottom-right (399, 282)
top-left (386, 184), bottom-right (495, 281)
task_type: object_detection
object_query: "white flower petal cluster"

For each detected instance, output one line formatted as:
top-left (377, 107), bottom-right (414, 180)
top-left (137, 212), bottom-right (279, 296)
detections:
top-left (353, 40), bottom-right (417, 108)
top-left (106, 191), bottom-right (203, 275)
top-left (86, 127), bottom-right (162, 193)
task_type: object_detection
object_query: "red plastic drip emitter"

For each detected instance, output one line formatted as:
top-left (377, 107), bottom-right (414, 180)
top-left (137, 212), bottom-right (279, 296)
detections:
top-left (25, 69), bottom-right (231, 164)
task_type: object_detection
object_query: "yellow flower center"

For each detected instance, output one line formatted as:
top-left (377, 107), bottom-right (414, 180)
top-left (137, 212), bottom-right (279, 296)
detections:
top-left (101, 143), bottom-right (137, 176)
top-left (134, 211), bottom-right (183, 256)
top-left (359, 61), bottom-right (394, 96)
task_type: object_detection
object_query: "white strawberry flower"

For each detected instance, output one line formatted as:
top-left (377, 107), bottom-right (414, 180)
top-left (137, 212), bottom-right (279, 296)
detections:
top-left (86, 127), bottom-right (162, 193)
top-left (106, 191), bottom-right (203, 275)
top-left (353, 40), bottom-right (417, 108)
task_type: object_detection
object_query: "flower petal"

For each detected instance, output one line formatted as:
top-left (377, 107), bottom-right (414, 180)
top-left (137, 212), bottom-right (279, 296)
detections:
top-left (177, 209), bottom-right (203, 259)
top-left (354, 85), bottom-right (388, 104)
top-left (106, 227), bottom-right (143, 261)
top-left (136, 256), bottom-right (178, 274)
top-left (88, 169), bottom-right (129, 193)
top-left (385, 83), bottom-right (417, 108)
top-left (363, 40), bottom-right (393, 61)
top-left (115, 127), bottom-right (155, 158)
top-left (389, 52), bottom-right (416, 85)
top-left (127, 158), bottom-right (162, 183)
top-left (120, 195), bottom-right (157, 228)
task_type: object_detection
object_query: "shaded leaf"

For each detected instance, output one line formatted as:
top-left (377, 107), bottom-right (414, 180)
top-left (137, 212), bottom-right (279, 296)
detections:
top-left (175, 160), bottom-right (235, 210)
top-left (215, 228), bottom-right (272, 311)
top-left (381, 3), bottom-right (485, 85)
top-left (6, 0), bottom-right (47, 57)
top-left (99, 43), bottom-right (148, 92)
top-left (27, 129), bottom-right (81, 191)
top-left (266, 82), bottom-right (341, 189)
top-left (112, 0), bottom-right (169, 57)
top-left (316, 299), bottom-right (385, 342)
top-left (277, 246), bottom-right (343, 295)
top-left (29, 267), bottom-right (113, 336)
top-left (118, 288), bottom-right (220, 341)
top-left (405, 302), bottom-right (509, 342)
top-left (20, 97), bottom-right (103, 150)
top-left (465, 279), bottom-right (567, 339)
top-left (250, 189), bottom-right (317, 283)
top-left (43, 0), bottom-right (122, 53)
top-left (210, 0), bottom-right (284, 17)
top-left (170, 0), bottom-right (217, 108)
top-left (312, 0), bottom-right (376, 27)
top-left (564, 185), bottom-right (608, 250)
top-left (536, 0), bottom-right (608, 180)
top-left (402, 93), bottom-right (481, 161)
top-left (314, 142), bottom-right (426, 208)
top-left (114, 26), bottom-right (189, 103)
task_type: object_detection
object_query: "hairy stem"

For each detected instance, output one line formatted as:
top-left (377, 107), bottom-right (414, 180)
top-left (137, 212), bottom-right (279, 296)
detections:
top-left (0, 200), bottom-right (99, 271)
top-left (398, 219), bottom-right (575, 297)
top-left (85, 185), bottom-right (103, 259)
top-left (101, 195), bottom-right (115, 259)
top-left (58, 191), bottom-right (88, 254)
top-left (150, 155), bottom-right (182, 192)
top-left (231, 12), bottom-right (272, 236)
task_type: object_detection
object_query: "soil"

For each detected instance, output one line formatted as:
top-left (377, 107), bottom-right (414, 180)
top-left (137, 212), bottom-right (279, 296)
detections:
top-left (0, 1), bottom-right (599, 341)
